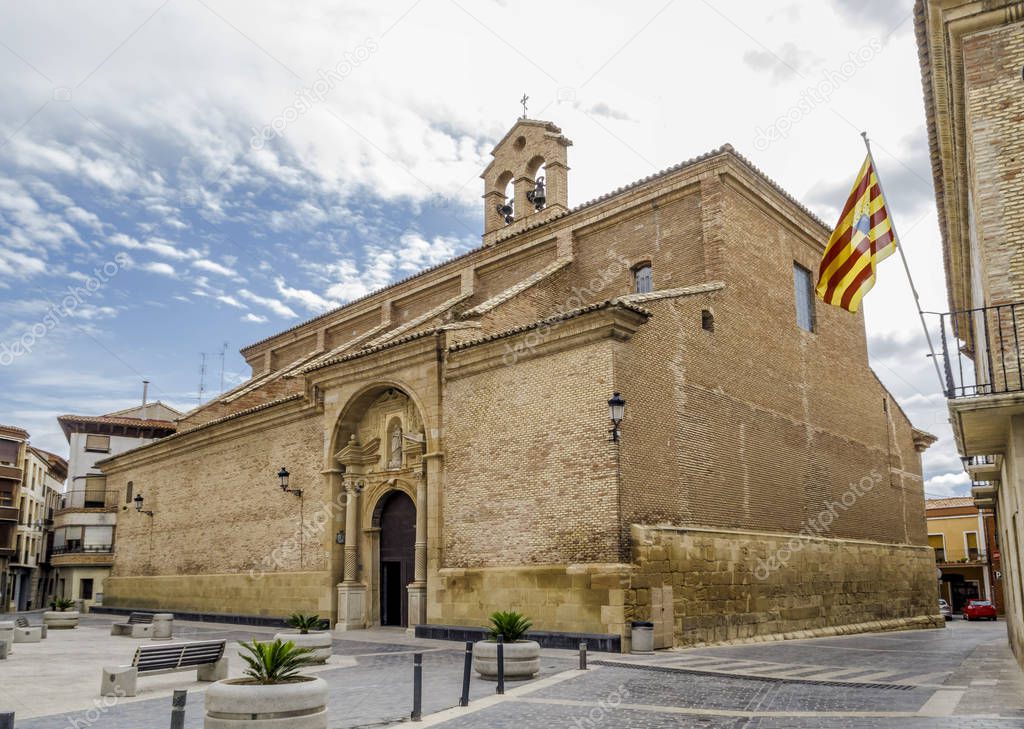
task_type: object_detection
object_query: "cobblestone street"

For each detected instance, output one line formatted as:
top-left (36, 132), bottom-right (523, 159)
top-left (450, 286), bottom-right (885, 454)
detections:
top-left (4, 615), bottom-right (1023, 728)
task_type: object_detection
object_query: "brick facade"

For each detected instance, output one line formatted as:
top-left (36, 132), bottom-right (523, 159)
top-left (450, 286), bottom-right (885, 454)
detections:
top-left (101, 119), bottom-right (937, 647)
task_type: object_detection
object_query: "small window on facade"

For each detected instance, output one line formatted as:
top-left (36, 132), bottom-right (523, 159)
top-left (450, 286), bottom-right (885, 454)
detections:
top-left (634, 264), bottom-right (653, 294)
top-left (125, 481), bottom-right (133, 504)
top-left (701, 309), bottom-right (715, 332)
top-left (84, 434), bottom-right (110, 453)
top-left (793, 263), bottom-right (816, 332)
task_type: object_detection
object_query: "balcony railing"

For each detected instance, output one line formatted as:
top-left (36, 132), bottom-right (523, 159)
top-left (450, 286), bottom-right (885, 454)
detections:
top-left (937, 302), bottom-right (1024, 398)
top-left (51, 544), bottom-right (113, 556)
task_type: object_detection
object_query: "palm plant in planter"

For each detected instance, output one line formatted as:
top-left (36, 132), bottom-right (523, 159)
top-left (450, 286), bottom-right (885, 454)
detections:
top-left (473, 610), bottom-right (541, 680)
top-left (204, 639), bottom-right (329, 728)
top-left (272, 613), bottom-right (332, 664)
top-left (43, 597), bottom-right (79, 629)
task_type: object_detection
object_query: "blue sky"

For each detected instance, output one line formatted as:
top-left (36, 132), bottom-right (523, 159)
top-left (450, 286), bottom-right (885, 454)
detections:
top-left (0, 1), bottom-right (967, 496)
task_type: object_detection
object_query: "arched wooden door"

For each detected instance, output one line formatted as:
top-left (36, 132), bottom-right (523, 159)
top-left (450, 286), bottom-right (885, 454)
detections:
top-left (378, 491), bottom-right (416, 627)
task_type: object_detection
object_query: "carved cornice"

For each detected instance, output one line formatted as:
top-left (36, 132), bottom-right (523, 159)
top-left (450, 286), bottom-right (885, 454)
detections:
top-left (334, 436), bottom-right (381, 467)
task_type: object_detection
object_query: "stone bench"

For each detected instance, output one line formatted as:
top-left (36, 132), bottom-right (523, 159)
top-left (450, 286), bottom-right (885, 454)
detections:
top-left (101, 639), bottom-right (227, 697)
top-left (14, 616), bottom-right (44, 642)
top-left (110, 612), bottom-right (156, 638)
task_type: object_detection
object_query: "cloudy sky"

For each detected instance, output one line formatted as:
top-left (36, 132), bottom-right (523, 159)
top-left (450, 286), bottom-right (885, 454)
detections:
top-left (0, 1), bottom-right (966, 496)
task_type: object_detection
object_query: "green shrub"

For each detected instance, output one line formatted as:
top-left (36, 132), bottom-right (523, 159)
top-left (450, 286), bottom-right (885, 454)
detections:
top-left (487, 610), bottom-right (532, 642)
top-left (286, 613), bottom-right (324, 634)
top-left (238, 639), bottom-right (316, 684)
top-left (51, 598), bottom-right (75, 612)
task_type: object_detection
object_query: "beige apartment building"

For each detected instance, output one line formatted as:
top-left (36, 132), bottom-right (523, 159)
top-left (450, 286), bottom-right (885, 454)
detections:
top-left (10, 446), bottom-right (65, 611)
top-left (0, 425), bottom-right (29, 609)
top-left (99, 118), bottom-right (939, 649)
top-left (917, 0), bottom-right (1024, 665)
top-left (52, 401), bottom-right (178, 607)
top-left (927, 496), bottom-right (1003, 613)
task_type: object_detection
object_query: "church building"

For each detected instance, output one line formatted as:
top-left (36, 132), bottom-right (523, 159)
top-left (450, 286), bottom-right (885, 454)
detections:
top-left (100, 119), bottom-right (941, 648)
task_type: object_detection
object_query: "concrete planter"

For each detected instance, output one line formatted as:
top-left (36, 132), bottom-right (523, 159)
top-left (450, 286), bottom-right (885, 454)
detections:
top-left (43, 611), bottom-right (79, 629)
top-left (473, 640), bottom-right (540, 680)
top-left (205, 676), bottom-right (328, 728)
top-left (272, 631), bottom-right (333, 663)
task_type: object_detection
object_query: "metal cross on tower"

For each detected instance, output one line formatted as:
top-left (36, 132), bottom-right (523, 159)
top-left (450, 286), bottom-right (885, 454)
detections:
top-left (520, 93), bottom-right (529, 118)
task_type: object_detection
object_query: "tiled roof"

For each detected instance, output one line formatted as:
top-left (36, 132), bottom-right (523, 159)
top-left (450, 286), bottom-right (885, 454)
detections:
top-left (462, 257), bottom-right (573, 318)
top-left (240, 142), bottom-right (829, 356)
top-left (449, 299), bottom-right (651, 353)
top-left (0, 425), bottom-right (29, 440)
top-left (96, 394), bottom-right (305, 464)
top-left (301, 328), bottom-right (443, 374)
top-left (57, 414), bottom-right (178, 441)
top-left (925, 497), bottom-right (975, 510)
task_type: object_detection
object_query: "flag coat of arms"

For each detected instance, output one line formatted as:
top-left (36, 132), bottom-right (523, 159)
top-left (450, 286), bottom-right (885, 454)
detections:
top-left (816, 154), bottom-right (897, 312)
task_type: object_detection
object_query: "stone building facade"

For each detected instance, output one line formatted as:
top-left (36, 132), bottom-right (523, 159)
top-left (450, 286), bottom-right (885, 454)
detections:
top-left (100, 118), bottom-right (939, 648)
top-left (916, 0), bottom-right (1024, 665)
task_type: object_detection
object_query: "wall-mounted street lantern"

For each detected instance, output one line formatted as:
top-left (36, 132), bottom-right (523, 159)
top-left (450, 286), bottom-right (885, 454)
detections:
top-left (133, 493), bottom-right (154, 517)
top-left (278, 466), bottom-right (302, 497)
top-left (608, 392), bottom-right (625, 442)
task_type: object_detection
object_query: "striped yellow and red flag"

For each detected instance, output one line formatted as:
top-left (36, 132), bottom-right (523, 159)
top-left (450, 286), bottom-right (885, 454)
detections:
top-left (816, 154), bottom-right (897, 312)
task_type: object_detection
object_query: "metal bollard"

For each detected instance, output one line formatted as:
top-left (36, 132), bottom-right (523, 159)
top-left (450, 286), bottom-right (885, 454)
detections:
top-left (170, 689), bottom-right (187, 729)
top-left (0, 711), bottom-right (13, 729)
top-left (579, 641), bottom-right (588, 670)
top-left (459, 641), bottom-right (473, 707)
top-left (411, 652), bottom-right (423, 721)
top-left (496, 635), bottom-right (505, 695)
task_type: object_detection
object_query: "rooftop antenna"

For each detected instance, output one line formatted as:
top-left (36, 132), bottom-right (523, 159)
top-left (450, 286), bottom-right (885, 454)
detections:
top-left (197, 352), bottom-right (207, 404)
top-left (218, 341), bottom-right (228, 393)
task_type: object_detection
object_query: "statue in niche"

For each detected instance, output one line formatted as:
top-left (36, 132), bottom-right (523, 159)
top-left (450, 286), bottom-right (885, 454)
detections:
top-left (388, 422), bottom-right (403, 469)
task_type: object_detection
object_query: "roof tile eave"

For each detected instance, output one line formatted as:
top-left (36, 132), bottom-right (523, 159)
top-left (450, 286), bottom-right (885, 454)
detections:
top-left (448, 299), bottom-right (651, 353)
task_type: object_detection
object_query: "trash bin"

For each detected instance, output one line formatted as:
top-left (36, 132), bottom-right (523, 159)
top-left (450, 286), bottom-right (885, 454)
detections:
top-left (152, 613), bottom-right (174, 640)
top-left (630, 620), bottom-right (654, 654)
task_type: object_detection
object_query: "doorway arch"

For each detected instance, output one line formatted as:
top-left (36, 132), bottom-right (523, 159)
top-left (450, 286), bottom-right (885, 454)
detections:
top-left (375, 490), bottom-right (415, 627)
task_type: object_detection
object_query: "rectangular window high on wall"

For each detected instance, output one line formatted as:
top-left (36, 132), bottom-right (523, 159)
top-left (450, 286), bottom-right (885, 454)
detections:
top-left (84, 434), bottom-right (110, 453)
top-left (793, 263), bottom-right (816, 332)
top-left (634, 265), bottom-right (653, 294)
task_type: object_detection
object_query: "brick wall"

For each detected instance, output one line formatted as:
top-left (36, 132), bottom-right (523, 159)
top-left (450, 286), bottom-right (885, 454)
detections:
top-left (963, 20), bottom-right (1024, 307)
top-left (443, 336), bottom-right (621, 567)
top-left (102, 402), bottom-right (334, 616)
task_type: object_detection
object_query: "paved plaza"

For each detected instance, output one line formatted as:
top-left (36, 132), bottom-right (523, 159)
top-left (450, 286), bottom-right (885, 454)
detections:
top-left (0, 614), bottom-right (1022, 728)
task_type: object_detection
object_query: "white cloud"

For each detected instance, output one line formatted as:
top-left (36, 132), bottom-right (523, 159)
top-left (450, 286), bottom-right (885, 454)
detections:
top-left (238, 289), bottom-right (298, 318)
top-left (215, 294), bottom-right (246, 309)
top-left (141, 261), bottom-right (177, 277)
top-left (193, 259), bottom-right (243, 280)
top-left (242, 313), bottom-right (268, 324)
top-left (275, 277), bottom-right (338, 313)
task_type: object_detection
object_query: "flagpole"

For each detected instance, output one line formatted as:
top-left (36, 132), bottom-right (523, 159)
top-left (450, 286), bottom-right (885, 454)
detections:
top-left (860, 131), bottom-right (946, 393)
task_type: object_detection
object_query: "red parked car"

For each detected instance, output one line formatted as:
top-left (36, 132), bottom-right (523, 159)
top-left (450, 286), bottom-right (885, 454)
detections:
top-left (962, 600), bottom-right (998, 621)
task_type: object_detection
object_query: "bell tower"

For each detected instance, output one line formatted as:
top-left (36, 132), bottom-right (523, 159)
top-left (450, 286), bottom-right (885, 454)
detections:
top-left (481, 119), bottom-right (572, 244)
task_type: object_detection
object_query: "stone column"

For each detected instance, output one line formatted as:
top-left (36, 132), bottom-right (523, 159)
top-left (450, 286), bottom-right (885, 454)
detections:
top-left (335, 479), bottom-right (365, 632)
top-left (407, 468), bottom-right (428, 631)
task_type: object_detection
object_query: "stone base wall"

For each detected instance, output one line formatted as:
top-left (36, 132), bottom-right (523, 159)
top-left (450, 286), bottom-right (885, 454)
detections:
top-left (627, 525), bottom-right (943, 648)
top-left (103, 571), bottom-right (333, 617)
top-left (431, 564), bottom-right (630, 636)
